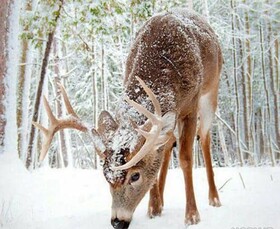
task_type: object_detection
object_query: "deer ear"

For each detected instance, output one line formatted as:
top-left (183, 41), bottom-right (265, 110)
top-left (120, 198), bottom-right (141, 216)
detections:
top-left (91, 128), bottom-right (106, 158)
top-left (155, 112), bottom-right (176, 147)
top-left (161, 111), bottom-right (176, 135)
top-left (97, 111), bottom-right (119, 144)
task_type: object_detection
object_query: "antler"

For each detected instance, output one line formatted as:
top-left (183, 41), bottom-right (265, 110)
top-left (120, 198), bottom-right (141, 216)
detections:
top-left (33, 84), bottom-right (104, 162)
top-left (113, 76), bottom-right (165, 170)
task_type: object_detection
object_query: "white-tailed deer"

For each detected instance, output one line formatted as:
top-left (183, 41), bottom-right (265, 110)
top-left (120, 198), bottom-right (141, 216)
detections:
top-left (34, 9), bottom-right (222, 228)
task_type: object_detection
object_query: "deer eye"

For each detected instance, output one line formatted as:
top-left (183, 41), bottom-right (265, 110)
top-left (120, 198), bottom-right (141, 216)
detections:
top-left (130, 172), bottom-right (140, 183)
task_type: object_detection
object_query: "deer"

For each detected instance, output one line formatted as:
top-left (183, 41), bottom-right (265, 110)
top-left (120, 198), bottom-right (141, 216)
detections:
top-left (33, 9), bottom-right (223, 229)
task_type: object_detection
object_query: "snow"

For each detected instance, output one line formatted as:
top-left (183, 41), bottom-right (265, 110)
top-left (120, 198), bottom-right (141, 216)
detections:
top-left (1, 153), bottom-right (279, 229)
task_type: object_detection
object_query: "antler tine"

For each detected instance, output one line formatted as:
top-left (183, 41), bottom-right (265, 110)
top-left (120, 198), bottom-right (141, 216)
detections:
top-left (58, 83), bottom-right (78, 118)
top-left (136, 128), bottom-right (151, 139)
top-left (124, 76), bottom-right (162, 125)
top-left (125, 96), bottom-right (160, 125)
top-left (39, 133), bottom-right (54, 161)
top-left (32, 121), bottom-right (48, 135)
top-left (43, 96), bottom-right (57, 125)
top-left (32, 119), bottom-right (53, 161)
top-left (135, 76), bottom-right (161, 116)
top-left (113, 137), bottom-right (156, 170)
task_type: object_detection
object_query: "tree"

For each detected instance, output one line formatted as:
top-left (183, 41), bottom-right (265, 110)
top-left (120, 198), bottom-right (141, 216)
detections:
top-left (17, 0), bottom-right (32, 159)
top-left (0, 0), bottom-right (10, 153)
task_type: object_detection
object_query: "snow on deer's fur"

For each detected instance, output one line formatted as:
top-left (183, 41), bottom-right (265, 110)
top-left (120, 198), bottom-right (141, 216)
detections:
top-left (33, 9), bottom-right (223, 229)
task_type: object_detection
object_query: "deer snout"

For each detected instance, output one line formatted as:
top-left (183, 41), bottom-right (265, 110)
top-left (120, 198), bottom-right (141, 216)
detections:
top-left (111, 207), bottom-right (133, 229)
top-left (111, 218), bottom-right (130, 229)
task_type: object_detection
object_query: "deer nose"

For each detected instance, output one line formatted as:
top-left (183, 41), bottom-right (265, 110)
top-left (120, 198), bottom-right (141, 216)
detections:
top-left (111, 218), bottom-right (130, 229)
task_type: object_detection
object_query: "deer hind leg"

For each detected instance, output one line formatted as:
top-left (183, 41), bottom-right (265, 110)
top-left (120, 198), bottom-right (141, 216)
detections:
top-left (148, 134), bottom-right (176, 218)
top-left (179, 115), bottom-right (200, 225)
top-left (198, 93), bottom-right (221, 207)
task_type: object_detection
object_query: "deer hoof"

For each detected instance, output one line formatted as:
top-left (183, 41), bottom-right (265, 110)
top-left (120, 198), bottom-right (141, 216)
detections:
top-left (148, 194), bottom-right (163, 218)
top-left (209, 197), bottom-right (221, 207)
top-left (148, 205), bottom-right (163, 218)
top-left (185, 210), bottom-right (200, 226)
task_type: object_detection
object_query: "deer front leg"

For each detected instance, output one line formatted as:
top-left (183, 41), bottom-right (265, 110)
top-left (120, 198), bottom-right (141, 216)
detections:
top-left (148, 135), bottom-right (175, 218)
top-left (148, 180), bottom-right (162, 218)
top-left (179, 116), bottom-right (200, 225)
top-left (159, 134), bottom-right (176, 206)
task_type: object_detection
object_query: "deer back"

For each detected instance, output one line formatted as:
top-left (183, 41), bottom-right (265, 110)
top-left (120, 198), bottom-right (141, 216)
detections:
top-left (124, 9), bottom-right (222, 119)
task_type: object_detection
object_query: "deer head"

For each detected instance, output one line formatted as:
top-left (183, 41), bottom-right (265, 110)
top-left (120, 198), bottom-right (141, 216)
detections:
top-left (99, 77), bottom-right (176, 228)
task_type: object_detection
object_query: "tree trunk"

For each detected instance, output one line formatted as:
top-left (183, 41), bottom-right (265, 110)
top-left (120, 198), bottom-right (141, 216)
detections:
top-left (236, 16), bottom-right (249, 162)
top-left (53, 38), bottom-right (68, 167)
top-left (187, 0), bottom-right (193, 9)
top-left (203, 0), bottom-right (209, 22)
top-left (91, 37), bottom-right (98, 169)
top-left (274, 38), bottom-right (280, 155)
top-left (243, 0), bottom-right (255, 165)
top-left (231, 0), bottom-right (243, 166)
top-left (255, 108), bottom-right (264, 163)
top-left (0, 0), bottom-right (10, 152)
top-left (267, 21), bottom-right (280, 156)
top-left (259, 23), bottom-right (275, 166)
top-left (26, 0), bottom-right (64, 169)
top-left (216, 109), bottom-right (229, 166)
top-left (100, 42), bottom-right (105, 111)
top-left (61, 42), bottom-right (73, 167)
top-left (17, 0), bottom-right (32, 159)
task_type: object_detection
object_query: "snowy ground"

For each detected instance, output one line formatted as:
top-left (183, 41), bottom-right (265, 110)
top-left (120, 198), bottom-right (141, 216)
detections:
top-left (0, 154), bottom-right (279, 229)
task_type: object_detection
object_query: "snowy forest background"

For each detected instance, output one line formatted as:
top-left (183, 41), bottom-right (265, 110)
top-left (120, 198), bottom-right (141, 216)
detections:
top-left (0, 0), bottom-right (279, 170)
